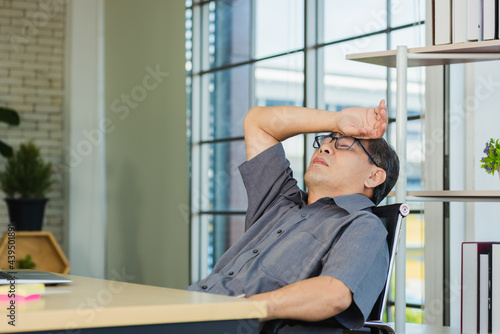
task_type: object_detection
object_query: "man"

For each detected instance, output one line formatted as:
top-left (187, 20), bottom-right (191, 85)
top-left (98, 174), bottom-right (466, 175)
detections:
top-left (187, 100), bottom-right (399, 333)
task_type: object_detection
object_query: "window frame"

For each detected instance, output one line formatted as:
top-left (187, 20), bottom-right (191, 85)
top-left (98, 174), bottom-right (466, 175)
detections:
top-left (187, 0), bottom-right (429, 321)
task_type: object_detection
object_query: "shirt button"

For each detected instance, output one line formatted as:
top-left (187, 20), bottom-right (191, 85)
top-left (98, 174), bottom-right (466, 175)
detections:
top-left (202, 285), bottom-right (208, 289)
top-left (228, 271), bottom-right (234, 275)
top-left (301, 212), bottom-right (307, 217)
top-left (253, 249), bottom-right (259, 254)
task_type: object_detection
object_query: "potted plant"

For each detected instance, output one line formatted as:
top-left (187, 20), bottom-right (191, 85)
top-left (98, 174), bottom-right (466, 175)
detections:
top-left (480, 138), bottom-right (500, 178)
top-left (17, 254), bottom-right (36, 269)
top-left (0, 106), bottom-right (20, 157)
top-left (0, 141), bottom-right (53, 231)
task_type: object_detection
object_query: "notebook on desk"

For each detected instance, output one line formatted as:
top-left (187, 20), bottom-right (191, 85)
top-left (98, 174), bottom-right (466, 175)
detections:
top-left (0, 270), bottom-right (72, 285)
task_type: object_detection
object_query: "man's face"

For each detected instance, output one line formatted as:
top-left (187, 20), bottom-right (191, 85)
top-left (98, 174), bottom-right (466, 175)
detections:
top-left (304, 134), bottom-right (376, 197)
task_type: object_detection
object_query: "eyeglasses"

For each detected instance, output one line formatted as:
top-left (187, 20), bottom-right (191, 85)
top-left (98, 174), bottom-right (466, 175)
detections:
top-left (313, 134), bottom-right (380, 167)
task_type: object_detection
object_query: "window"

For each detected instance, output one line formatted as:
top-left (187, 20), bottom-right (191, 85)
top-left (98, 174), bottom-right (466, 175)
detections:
top-left (187, 0), bottom-right (426, 322)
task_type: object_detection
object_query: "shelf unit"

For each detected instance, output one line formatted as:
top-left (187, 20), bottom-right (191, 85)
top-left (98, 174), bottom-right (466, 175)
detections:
top-left (347, 41), bottom-right (500, 334)
top-left (388, 190), bottom-right (500, 202)
top-left (347, 40), bottom-right (500, 67)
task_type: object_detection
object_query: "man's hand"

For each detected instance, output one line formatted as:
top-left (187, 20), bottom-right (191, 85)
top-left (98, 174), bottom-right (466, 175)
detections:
top-left (336, 99), bottom-right (388, 139)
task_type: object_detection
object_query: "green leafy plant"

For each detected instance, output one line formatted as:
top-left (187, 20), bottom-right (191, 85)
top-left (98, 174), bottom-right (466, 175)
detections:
top-left (17, 254), bottom-right (36, 269)
top-left (0, 141), bottom-right (53, 198)
top-left (480, 138), bottom-right (500, 176)
top-left (0, 107), bottom-right (20, 158)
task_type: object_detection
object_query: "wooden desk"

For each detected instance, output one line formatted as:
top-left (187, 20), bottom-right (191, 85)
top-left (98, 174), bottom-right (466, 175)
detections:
top-left (0, 274), bottom-right (267, 333)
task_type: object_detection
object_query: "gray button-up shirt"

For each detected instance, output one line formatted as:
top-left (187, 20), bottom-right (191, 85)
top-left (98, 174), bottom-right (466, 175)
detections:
top-left (187, 143), bottom-right (389, 330)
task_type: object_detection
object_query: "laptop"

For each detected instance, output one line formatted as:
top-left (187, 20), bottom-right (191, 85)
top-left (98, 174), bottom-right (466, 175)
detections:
top-left (0, 270), bottom-right (72, 285)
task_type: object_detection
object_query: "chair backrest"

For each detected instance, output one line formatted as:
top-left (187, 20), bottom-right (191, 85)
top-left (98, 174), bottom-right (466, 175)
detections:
top-left (367, 203), bottom-right (410, 321)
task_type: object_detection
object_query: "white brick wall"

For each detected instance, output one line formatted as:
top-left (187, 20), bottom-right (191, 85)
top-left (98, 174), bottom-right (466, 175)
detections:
top-left (0, 0), bottom-right (66, 246)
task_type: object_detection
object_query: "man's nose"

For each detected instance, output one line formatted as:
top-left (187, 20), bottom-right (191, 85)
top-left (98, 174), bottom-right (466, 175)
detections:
top-left (319, 142), bottom-right (335, 154)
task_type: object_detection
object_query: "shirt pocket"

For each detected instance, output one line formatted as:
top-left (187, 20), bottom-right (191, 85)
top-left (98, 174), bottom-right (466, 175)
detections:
top-left (260, 231), bottom-right (325, 286)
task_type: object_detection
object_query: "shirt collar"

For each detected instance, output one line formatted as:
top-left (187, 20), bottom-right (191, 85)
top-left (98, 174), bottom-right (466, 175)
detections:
top-left (331, 194), bottom-right (376, 214)
top-left (285, 192), bottom-right (376, 213)
top-left (316, 193), bottom-right (375, 214)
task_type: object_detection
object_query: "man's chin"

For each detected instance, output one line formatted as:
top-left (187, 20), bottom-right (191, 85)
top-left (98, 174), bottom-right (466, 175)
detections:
top-left (304, 171), bottom-right (324, 188)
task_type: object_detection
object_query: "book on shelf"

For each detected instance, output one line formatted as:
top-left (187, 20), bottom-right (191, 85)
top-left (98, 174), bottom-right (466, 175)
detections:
top-left (498, 0), bottom-right (500, 39)
top-left (467, 0), bottom-right (482, 41)
top-left (483, 0), bottom-right (496, 40)
top-left (439, 0), bottom-right (500, 45)
top-left (492, 244), bottom-right (500, 333)
top-left (434, 0), bottom-right (452, 45)
top-left (461, 242), bottom-right (499, 334)
top-left (478, 253), bottom-right (489, 333)
top-left (462, 242), bottom-right (478, 334)
top-left (453, 0), bottom-right (468, 43)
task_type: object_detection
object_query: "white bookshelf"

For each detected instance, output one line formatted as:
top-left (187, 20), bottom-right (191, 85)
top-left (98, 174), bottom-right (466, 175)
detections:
top-left (408, 190), bottom-right (500, 202)
top-left (347, 40), bottom-right (500, 334)
top-left (388, 190), bottom-right (500, 202)
top-left (347, 40), bottom-right (500, 67)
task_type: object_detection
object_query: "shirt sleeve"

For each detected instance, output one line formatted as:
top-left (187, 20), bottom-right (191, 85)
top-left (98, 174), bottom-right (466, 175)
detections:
top-left (238, 143), bottom-right (301, 230)
top-left (320, 212), bottom-right (389, 329)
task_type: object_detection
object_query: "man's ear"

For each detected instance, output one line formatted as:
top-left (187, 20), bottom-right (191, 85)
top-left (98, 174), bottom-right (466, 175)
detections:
top-left (364, 167), bottom-right (386, 189)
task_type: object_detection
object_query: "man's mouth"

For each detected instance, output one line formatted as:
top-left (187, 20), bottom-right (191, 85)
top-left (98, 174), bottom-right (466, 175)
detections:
top-left (313, 157), bottom-right (328, 166)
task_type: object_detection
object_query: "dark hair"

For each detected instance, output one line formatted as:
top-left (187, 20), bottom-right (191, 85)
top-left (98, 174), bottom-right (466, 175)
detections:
top-left (367, 138), bottom-right (399, 205)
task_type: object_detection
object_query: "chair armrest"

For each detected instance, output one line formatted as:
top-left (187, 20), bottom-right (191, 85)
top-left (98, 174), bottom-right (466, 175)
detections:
top-left (363, 321), bottom-right (396, 334)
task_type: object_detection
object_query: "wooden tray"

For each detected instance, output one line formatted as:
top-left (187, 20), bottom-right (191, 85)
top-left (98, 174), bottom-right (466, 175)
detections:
top-left (0, 231), bottom-right (70, 274)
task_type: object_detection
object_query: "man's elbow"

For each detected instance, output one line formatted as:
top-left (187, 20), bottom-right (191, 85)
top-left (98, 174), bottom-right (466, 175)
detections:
top-left (307, 289), bottom-right (352, 323)
top-left (243, 106), bottom-right (262, 130)
top-left (325, 282), bottom-right (353, 317)
top-left (333, 290), bottom-right (353, 314)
